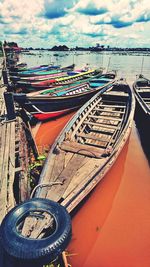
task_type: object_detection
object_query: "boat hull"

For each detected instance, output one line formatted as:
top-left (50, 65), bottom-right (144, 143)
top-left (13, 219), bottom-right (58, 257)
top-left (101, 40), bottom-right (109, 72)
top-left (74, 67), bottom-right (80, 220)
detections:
top-left (14, 82), bottom-right (114, 120)
top-left (34, 81), bottom-right (135, 213)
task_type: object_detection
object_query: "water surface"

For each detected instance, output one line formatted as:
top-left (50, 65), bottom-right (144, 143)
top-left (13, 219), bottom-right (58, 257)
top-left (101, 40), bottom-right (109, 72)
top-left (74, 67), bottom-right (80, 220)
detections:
top-left (29, 51), bottom-right (150, 267)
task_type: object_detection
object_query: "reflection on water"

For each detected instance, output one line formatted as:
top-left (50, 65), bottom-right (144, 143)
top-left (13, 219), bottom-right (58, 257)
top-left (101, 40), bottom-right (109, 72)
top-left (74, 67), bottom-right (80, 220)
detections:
top-left (34, 116), bottom-right (150, 267)
top-left (68, 123), bottom-right (150, 267)
top-left (68, 139), bottom-right (129, 266)
top-left (34, 111), bottom-right (75, 147)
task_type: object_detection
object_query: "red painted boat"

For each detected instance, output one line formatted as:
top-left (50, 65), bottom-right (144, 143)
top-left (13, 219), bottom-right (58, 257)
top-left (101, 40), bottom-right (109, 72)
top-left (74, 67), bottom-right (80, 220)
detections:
top-left (14, 72), bottom-right (116, 120)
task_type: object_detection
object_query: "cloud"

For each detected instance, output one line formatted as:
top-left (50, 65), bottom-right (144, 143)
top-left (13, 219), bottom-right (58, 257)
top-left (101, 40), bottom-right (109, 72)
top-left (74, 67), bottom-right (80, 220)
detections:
top-left (91, 0), bottom-right (150, 28)
top-left (1, 0), bottom-right (150, 48)
top-left (84, 32), bottom-right (106, 38)
top-left (41, 0), bottom-right (78, 19)
top-left (4, 28), bottom-right (28, 35)
top-left (72, 0), bottom-right (108, 16)
top-left (136, 11), bottom-right (150, 23)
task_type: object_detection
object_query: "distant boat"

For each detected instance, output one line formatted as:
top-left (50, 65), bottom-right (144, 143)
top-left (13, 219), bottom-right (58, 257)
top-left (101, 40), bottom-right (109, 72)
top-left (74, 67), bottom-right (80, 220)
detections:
top-left (0, 79), bottom-right (135, 267)
top-left (14, 72), bottom-right (116, 120)
top-left (9, 64), bottom-right (75, 78)
top-left (14, 68), bottom-right (103, 92)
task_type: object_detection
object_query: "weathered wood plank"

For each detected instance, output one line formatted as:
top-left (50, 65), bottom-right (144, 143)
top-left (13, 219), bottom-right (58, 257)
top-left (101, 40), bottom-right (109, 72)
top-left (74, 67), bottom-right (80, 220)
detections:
top-left (60, 140), bottom-right (104, 157)
top-left (0, 123), bottom-right (7, 190)
top-left (7, 121), bottom-right (16, 212)
top-left (98, 103), bottom-right (126, 108)
top-left (70, 97), bottom-right (102, 139)
top-left (0, 123), bottom-right (11, 222)
top-left (46, 154), bottom-right (86, 201)
top-left (88, 114), bottom-right (122, 121)
top-left (93, 107), bottom-right (124, 113)
top-left (83, 120), bottom-right (120, 129)
top-left (50, 150), bottom-right (65, 182)
top-left (76, 132), bottom-right (111, 143)
top-left (39, 153), bottom-right (57, 198)
top-left (64, 152), bottom-right (73, 168)
top-left (63, 157), bottom-right (103, 199)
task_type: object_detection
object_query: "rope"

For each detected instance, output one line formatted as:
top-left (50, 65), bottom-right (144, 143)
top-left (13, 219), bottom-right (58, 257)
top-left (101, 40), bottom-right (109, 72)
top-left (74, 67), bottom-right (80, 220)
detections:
top-left (30, 181), bottom-right (63, 198)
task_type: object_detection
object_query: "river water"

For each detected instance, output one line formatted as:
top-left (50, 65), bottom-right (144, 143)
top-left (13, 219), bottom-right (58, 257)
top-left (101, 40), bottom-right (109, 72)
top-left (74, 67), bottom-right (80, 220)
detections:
top-left (22, 51), bottom-right (150, 267)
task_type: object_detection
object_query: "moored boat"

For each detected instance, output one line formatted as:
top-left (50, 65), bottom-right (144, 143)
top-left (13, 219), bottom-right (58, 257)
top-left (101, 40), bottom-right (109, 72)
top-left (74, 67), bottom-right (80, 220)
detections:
top-left (133, 74), bottom-right (150, 118)
top-left (0, 79), bottom-right (135, 266)
top-left (11, 68), bottom-right (102, 89)
top-left (14, 72), bottom-right (116, 120)
top-left (9, 64), bottom-right (75, 78)
top-left (133, 74), bottom-right (150, 162)
top-left (33, 79), bottom-right (135, 212)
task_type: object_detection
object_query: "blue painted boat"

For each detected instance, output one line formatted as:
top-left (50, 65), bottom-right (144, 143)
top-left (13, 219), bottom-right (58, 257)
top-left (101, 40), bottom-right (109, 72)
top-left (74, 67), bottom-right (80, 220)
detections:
top-left (14, 72), bottom-right (116, 120)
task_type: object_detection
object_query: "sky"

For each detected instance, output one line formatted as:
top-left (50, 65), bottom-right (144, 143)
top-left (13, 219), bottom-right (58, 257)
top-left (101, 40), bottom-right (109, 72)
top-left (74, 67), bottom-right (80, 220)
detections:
top-left (0, 0), bottom-right (150, 48)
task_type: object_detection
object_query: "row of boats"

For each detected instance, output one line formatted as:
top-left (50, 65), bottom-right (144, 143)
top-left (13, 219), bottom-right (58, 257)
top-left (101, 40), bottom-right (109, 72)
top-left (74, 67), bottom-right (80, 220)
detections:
top-left (0, 59), bottom-right (150, 267)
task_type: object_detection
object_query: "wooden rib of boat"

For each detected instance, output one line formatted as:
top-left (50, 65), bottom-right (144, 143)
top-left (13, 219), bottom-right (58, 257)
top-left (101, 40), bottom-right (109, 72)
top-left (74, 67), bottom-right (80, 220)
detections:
top-left (14, 72), bottom-right (116, 120)
top-left (133, 74), bottom-right (150, 118)
top-left (31, 79), bottom-right (135, 212)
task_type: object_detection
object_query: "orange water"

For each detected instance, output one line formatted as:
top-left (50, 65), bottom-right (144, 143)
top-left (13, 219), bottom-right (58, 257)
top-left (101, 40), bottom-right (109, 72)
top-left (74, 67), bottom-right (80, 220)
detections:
top-left (34, 117), bottom-right (150, 267)
top-left (34, 112), bottom-right (75, 147)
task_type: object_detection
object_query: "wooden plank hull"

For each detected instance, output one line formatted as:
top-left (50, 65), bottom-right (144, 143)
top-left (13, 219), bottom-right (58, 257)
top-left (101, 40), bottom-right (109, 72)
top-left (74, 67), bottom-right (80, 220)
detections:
top-left (12, 69), bottom-right (103, 92)
top-left (133, 75), bottom-right (150, 163)
top-left (0, 80), bottom-right (135, 267)
top-left (33, 80), bottom-right (135, 213)
top-left (14, 74), bottom-right (116, 120)
top-left (133, 75), bottom-right (150, 119)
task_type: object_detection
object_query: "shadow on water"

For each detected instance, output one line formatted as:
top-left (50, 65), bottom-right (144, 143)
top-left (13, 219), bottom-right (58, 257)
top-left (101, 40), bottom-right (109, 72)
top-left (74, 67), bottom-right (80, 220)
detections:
top-left (134, 103), bottom-right (150, 165)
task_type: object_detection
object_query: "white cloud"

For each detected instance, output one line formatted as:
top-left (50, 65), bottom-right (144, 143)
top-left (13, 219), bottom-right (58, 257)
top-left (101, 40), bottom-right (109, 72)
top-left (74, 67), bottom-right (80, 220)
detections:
top-left (0, 0), bottom-right (150, 48)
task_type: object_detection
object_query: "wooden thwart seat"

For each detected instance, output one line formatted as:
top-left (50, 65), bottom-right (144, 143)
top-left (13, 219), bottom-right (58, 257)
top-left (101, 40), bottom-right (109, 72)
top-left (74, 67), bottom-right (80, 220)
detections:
top-left (137, 88), bottom-right (150, 92)
top-left (98, 104), bottom-right (126, 109)
top-left (88, 115), bottom-right (122, 121)
top-left (60, 140), bottom-right (106, 158)
top-left (103, 91), bottom-right (128, 96)
top-left (76, 132), bottom-right (110, 143)
top-left (93, 108), bottom-right (124, 114)
top-left (83, 120), bottom-right (120, 129)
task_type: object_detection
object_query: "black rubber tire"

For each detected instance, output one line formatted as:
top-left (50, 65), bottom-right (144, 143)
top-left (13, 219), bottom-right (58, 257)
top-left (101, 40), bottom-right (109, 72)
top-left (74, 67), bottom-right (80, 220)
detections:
top-left (0, 198), bottom-right (72, 265)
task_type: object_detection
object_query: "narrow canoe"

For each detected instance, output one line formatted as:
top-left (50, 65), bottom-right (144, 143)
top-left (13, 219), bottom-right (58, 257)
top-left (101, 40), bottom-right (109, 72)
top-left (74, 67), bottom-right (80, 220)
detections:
top-left (133, 74), bottom-right (150, 117)
top-left (14, 72), bottom-right (116, 120)
top-left (14, 69), bottom-right (103, 92)
top-left (0, 79), bottom-right (135, 266)
top-left (32, 79), bottom-right (135, 212)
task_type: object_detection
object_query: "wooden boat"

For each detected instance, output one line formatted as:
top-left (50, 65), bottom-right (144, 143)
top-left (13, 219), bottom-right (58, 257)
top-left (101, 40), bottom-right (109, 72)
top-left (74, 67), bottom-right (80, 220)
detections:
top-left (133, 74), bottom-right (150, 118)
top-left (11, 68), bottom-right (102, 86)
top-left (0, 79), bottom-right (135, 267)
top-left (14, 72), bottom-right (116, 120)
top-left (9, 64), bottom-right (75, 77)
top-left (9, 68), bottom-right (63, 78)
top-left (10, 64), bottom-right (60, 75)
top-left (133, 75), bottom-right (150, 163)
top-left (10, 71), bottom-right (68, 83)
top-left (14, 69), bottom-right (103, 92)
top-left (31, 79), bottom-right (135, 212)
